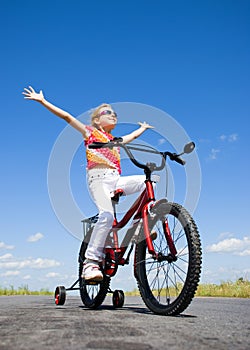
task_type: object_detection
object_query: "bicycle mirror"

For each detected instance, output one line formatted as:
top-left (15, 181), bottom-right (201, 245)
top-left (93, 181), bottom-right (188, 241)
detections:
top-left (183, 142), bottom-right (195, 154)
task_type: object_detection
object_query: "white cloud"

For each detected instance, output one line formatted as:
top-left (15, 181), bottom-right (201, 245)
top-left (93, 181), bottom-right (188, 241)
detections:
top-left (205, 133), bottom-right (238, 161)
top-left (0, 241), bottom-right (15, 250)
top-left (208, 148), bottom-right (220, 160)
top-left (45, 272), bottom-right (60, 278)
top-left (219, 133), bottom-right (238, 142)
top-left (219, 135), bottom-right (227, 141)
top-left (31, 258), bottom-right (60, 269)
top-left (1, 270), bottom-right (20, 277)
top-left (207, 236), bottom-right (250, 256)
top-left (238, 249), bottom-right (250, 257)
top-left (228, 134), bottom-right (238, 142)
top-left (0, 256), bottom-right (61, 270)
top-left (218, 232), bottom-right (234, 240)
top-left (157, 138), bottom-right (166, 145)
top-left (27, 233), bottom-right (44, 242)
top-left (201, 265), bottom-right (250, 284)
top-left (23, 275), bottom-right (31, 280)
top-left (0, 254), bottom-right (13, 260)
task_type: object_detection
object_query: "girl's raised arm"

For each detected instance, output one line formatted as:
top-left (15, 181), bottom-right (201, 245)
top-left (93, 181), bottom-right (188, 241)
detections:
top-left (122, 122), bottom-right (154, 144)
top-left (23, 86), bottom-right (88, 138)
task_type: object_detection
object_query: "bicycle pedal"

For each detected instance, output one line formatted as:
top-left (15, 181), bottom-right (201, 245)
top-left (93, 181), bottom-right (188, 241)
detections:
top-left (84, 280), bottom-right (100, 285)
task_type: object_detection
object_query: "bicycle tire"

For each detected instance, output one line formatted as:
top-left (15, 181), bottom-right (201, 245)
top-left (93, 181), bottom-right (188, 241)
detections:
top-left (135, 202), bottom-right (202, 316)
top-left (78, 228), bottom-right (110, 309)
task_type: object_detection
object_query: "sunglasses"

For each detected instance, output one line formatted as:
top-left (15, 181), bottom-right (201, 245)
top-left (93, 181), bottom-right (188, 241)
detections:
top-left (99, 110), bottom-right (117, 118)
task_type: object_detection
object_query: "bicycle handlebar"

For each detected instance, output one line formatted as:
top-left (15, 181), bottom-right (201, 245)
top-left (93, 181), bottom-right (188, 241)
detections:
top-left (88, 137), bottom-right (190, 173)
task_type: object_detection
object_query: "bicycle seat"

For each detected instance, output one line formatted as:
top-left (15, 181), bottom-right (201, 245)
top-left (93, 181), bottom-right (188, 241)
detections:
top-left (111, 189), bottom-right (124, 204)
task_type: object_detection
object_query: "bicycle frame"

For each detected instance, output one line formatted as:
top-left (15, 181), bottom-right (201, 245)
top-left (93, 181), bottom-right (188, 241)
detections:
top-left (104, 178), bottom-right (177, 277)
top-left (103, 183), bottom-right (151, 277)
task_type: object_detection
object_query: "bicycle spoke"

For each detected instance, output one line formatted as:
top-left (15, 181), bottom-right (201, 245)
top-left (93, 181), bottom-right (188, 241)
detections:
top-left (177, 254), bottom-right (189, 264)
top-left (149, 263), bottom-right (161, 292)
top-left (135, 202), bottom-right (201, 315)
top-left (177, 244), bottom-right (188, 256)
top-left (140, 213), bottom-right (188, 300)
top-left (171, 263), bottom-right (186, 284)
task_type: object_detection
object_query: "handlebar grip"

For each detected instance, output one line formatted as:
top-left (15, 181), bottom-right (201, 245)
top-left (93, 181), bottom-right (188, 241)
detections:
top-left (167, 152), bottom-right (186, 165)
top-left (112, 137), bottom-right (123, 143)
top-left (174, 156), bottom-right (186, 165)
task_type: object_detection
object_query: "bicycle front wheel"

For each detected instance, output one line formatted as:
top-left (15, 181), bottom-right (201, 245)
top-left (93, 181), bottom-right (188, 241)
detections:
top-left (135, 202), bottom-right (202, 316)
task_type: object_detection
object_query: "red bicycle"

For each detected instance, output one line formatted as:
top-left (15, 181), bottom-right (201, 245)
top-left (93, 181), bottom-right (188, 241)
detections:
top-left (55, 139), bottom-right (202, 316)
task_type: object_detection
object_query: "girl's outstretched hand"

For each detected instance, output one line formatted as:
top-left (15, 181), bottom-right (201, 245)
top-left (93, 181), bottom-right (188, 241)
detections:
top-left (138, 121), bottom-right (154, 129)
top-left (22, 86), bottom-right (44, 103)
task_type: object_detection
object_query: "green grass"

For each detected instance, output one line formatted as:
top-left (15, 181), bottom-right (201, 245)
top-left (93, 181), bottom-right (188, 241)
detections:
top-left (195, 278), bottom-right (250, 298)
top-left (125, 278), bottom-right (250, 298)
top-left (0, 285), bottom-right (53, 296)
top-left (1, 279), bottom-right (250, 298)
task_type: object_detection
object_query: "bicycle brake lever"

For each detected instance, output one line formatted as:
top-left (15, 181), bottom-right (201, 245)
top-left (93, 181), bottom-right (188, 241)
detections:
top-left (171, 153), bottom-right (186, 165)
top-left (161, 151), bottom-right (186, 165)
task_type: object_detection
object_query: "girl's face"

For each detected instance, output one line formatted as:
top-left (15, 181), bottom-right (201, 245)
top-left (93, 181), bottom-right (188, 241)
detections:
top-left (95, 107), bottom-right (117, 132)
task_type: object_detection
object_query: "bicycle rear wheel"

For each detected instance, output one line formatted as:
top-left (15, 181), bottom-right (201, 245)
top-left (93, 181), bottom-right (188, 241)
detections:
top-left (135, 202), bottom-right (202, 316)
top-left (79, 229), bottom-right (110, 309)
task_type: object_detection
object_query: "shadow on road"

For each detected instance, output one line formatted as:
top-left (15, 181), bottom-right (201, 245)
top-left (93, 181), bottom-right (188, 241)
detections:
top-left (78, 304), bottom-right (198, 318)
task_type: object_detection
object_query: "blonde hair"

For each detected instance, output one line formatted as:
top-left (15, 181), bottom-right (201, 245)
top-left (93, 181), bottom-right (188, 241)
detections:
top-left (91, 103), bottom-right (112, 127)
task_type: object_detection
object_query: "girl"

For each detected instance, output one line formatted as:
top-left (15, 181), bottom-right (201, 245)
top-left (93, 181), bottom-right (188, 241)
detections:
top-left (23, 86), bottom-right (153, 281)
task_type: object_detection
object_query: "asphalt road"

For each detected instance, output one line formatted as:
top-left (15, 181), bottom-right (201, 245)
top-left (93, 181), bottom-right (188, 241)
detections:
top-left (0, 295), bottom-right (249, 350)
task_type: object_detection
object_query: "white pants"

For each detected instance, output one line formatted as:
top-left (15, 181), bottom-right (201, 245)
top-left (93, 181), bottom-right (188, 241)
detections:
top-left (85, 168), bottom-right (145, 262)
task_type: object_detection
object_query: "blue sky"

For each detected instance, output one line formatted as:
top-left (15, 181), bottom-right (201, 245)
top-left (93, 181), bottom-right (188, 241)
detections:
top-left (1, 0), bottom-right (249, 292)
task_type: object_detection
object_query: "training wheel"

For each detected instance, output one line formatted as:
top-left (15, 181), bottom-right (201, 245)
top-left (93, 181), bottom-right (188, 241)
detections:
top-left (112, 289), bottom-right (125, 308)
top-left (54, 286), bottom-right (66, 305)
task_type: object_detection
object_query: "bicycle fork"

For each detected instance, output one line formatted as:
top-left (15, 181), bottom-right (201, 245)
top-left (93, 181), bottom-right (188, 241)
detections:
top-left (142, 202), bottom-right (178, 262)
